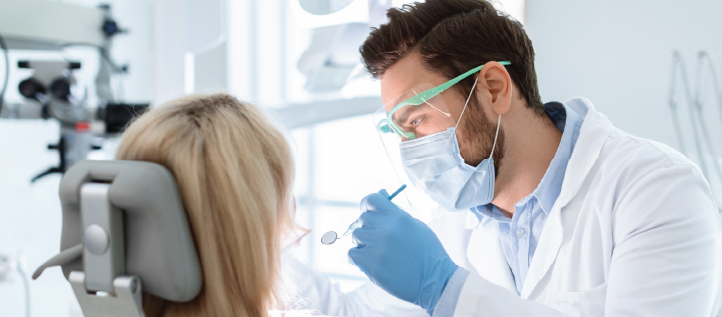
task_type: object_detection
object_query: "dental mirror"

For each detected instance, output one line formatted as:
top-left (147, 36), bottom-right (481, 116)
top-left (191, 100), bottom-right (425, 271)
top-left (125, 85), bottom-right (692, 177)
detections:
top-left (320, 231), bottom-right (339, 245)
top-left (320, 184), bottom-right (407, 246)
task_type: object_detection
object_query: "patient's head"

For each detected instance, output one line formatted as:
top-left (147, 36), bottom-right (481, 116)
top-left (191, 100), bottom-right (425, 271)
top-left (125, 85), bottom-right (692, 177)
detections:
top-left (116, 93), bottom-right (300, 317)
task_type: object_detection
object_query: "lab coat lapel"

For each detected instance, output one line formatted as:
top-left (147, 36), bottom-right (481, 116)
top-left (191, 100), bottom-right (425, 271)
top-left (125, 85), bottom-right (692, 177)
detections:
top-left (520, 98), bottom-right (612, 299)
top-left (465, 211), bottom-right (517, 292)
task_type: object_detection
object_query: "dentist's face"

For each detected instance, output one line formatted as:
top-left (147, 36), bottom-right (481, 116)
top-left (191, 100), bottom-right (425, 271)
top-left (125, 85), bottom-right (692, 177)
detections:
top-left (380, 53), bottom-right (505, 169)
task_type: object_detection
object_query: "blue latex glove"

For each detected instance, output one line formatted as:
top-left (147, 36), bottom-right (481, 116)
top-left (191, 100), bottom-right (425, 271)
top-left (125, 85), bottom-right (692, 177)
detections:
top-left (348, 189), bottom-right (458, 315)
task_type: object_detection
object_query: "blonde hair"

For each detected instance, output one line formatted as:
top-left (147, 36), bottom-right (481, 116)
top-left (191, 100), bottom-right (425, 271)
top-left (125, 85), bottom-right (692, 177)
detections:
top-left (116, 93), bottom-right (301, 317)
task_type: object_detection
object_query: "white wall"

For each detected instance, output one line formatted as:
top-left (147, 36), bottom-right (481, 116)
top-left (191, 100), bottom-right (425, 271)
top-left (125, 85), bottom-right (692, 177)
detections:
top-left (154, 0), bottom-right (228, 104)
top-left (525, 0), bottom-right (722, 204)
top-left (526, 0), bottom-right (722, 151)
top-left (153, 0), bottom-right (188, 104)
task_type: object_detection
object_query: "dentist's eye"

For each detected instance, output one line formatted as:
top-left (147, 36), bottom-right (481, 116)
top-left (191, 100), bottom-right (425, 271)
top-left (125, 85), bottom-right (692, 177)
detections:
top-left (411, 115), bottom-right (427, 127)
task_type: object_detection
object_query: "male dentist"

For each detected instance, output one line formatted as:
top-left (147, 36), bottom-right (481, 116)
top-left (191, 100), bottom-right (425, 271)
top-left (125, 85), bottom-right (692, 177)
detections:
top-left (284, 0), bottom-right (722, 316)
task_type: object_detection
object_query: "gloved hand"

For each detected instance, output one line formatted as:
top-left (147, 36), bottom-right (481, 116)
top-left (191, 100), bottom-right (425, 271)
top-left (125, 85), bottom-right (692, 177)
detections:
top-left (348, 189), bottom-right (459, 315)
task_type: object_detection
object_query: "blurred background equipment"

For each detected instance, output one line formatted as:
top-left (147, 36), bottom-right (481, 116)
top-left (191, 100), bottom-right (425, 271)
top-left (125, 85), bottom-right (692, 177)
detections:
top-left (0, 0), bottom-right (148, 182)
top-left (292, 0), bottom-right (391, 93)
top-left (668, 50), bottom-right (722, 208)
top-left (0, 253), bottom-right (30, 317)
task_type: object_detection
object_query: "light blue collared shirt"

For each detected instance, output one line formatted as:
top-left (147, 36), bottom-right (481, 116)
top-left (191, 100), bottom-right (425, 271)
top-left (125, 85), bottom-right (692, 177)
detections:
top-left (432, 101), bottom-right (585, 316)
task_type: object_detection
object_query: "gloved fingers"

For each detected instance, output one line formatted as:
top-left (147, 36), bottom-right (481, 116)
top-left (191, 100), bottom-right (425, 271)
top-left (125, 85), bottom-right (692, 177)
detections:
top-left (347, 245), bottom-right (371, 272)
top-left (347, 247), bottom-right (360, 266)
top-left (360, 193), bottom-right (384, 214)
top-left (351, 231), bottom-right (366, 248)
top-left (360, 192), bottom-right (397, 212)
top-left (378, 189), bottom-right (389, 197)
top-left (357, 205), bottom-right (390, 228)
top-left (351, 225), bottom-right (377, 248)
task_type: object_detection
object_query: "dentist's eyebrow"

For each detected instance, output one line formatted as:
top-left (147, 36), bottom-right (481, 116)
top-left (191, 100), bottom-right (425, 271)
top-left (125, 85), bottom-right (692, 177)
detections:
top-left (394, 104), bottom-right (429, 125)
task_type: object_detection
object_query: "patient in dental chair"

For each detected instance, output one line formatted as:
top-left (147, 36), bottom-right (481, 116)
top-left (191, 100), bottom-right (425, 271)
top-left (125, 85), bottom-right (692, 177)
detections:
top-left (116, 93), bottom-right (307, 317)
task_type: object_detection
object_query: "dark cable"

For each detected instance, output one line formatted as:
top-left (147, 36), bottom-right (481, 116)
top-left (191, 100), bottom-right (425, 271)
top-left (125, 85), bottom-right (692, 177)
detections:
top-left (0, 30), bottom-right (9, 116)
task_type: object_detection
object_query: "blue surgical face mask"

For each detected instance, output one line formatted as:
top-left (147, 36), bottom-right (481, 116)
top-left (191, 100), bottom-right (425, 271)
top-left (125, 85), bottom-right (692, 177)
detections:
top-left (398, 77), bottom-right (502, 211)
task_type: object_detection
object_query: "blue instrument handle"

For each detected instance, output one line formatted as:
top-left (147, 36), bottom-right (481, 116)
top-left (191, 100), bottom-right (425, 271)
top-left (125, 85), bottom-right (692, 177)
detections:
top-left (343, 184), bottom-right (407, 237)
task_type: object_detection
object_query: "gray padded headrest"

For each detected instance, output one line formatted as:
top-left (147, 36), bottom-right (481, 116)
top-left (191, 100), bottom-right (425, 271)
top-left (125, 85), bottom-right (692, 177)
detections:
top-left (57, 160), bottom-right (202, 302)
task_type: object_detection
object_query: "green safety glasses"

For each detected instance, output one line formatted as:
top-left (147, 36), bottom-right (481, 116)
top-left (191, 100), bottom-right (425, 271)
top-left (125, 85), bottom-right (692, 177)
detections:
top-left (376, 61), bottom-right (511, 140)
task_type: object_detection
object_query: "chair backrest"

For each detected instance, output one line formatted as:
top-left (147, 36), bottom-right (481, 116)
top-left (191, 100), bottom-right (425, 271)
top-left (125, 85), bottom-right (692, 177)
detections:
top-left (55, 160), bottom-right (202, 302)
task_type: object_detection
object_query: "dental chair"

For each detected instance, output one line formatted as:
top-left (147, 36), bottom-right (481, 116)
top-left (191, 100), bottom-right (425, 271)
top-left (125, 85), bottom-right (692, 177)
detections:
top-left (32, 160), bottom-right (202, 317)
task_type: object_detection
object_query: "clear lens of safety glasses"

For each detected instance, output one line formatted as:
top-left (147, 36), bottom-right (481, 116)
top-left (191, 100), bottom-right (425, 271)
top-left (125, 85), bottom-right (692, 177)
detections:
top-left (373, 83), bottom-right (456, 142)
top-left (371, 83), bottom-right (458, 223)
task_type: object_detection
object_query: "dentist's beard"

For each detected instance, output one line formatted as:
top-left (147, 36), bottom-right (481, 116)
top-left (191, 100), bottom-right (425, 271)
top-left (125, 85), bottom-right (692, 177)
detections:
top-left (456, 97), bottom-right (505, 177)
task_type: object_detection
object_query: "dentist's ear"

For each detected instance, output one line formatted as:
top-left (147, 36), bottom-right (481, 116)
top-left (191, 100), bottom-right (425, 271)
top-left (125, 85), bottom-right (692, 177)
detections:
top-left (476, 61), bottom-right (514, 117)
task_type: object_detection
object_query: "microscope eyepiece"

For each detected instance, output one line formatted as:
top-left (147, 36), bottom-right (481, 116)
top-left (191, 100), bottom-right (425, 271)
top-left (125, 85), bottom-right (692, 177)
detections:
top-left (18, 77), bottom-right (45, 100)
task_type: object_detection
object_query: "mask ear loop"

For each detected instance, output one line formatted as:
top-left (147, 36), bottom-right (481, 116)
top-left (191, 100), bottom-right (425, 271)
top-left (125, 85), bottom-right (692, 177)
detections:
top-left (489, 115), bottom-right (501, 159)
top-left (489, 84), bottom-right (511, 159)
top-left (452, 72), bottom-right (481, 136)
top-left (453, 70), bottom-right (511, 160)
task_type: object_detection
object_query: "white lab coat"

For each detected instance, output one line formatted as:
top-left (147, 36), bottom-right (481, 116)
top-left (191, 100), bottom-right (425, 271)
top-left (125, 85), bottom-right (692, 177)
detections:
top-left (283, 97), bottom-right (722, 317)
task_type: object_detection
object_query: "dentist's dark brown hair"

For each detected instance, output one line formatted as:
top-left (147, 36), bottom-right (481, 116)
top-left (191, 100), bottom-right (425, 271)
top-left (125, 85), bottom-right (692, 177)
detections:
top-left (360, 0), bottom-right (543, 115)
